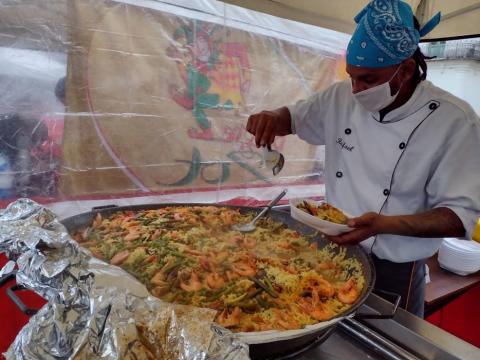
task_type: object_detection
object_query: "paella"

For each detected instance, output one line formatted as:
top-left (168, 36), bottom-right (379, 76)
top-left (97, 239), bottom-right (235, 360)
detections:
top-left (73, 206), bottom-right (364, 332)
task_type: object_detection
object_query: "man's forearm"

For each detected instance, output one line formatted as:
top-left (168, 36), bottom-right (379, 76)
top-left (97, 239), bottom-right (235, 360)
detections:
top-left (379, 207), bottom-right (465, 238)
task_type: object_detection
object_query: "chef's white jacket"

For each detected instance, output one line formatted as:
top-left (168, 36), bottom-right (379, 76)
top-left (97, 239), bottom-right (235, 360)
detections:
top-left (288, 80), bottom-right (480, 262)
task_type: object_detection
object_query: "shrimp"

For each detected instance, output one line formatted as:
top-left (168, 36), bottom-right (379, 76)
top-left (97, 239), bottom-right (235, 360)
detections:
top-left (311, 289), bottom-right (333, 320)
top-left (317, 278), bottom-right (335, 297)
top-left (173, 213), bottom-right (184, 221)
top-left (179, 272), bottom-right (202, 292)
top-left (310, 302), bottom-right (334, 321)
top-left (285, 264), bottom-right (298, 274)
top-left (199, 256), bottom-right (210, 271)
top-left (337, 278), bottom-right (359, 304)
top-left (184, 248), bottom-right (203, 256)
top-left (317, 262), bottom-right (336, 271)
top-left (232, 261), bottom-right (256, 277)
top-left (206, 272), bottom-right (225, 290)
top-left (123, 220), bottom-right (140, 228)
top-left (143, 254), bottom-right (158, 264)
top-left (219, 210), bottom-right (236, 226)
top-left (124, 230), bottom-right (140, 242)
top-left (242, 236), bottom-right (256, 249)
top-left (150, 258), bottom-right (177, 285)
top-left (151, 285), bottom-right (170, 297)
top-left (226, 270), bottom-right (239, 281)
top-left (186, 216), bottom-right (198, 225)
top-left (151, 229), bottom-right (163, 240)
top-left (229, 235), bottom-right (243, 246)
top-left (277, 240), bottom-right (296, 251)
top-left (93, 213), bottom-right (103, 228)
top-left (110, 250), bottom-right (130, 265)
top-left (203, 206), bottom-right (220, 214)
top-left (272, 309), bottom-right (301, 330)
top-left (298, 289), bottom-right (334, 321)
top-left (238, 253), bottom-right (256, 264)
top-left (213, 250), bottom-right (229, 263)
top-left (199, 256), bottom-right (217, 272)
top-left (169, 231), bottom-right (181, 240)
top-left (81, 228), bottom-right (90, 242)
top-left (250, 316), bottom-right (271, 332)
top-left (257, 257), bottom-right (278, 266)
top-left (303, 274), bottom-right (335, 298)
top-left (217, 306), bottom-right (242, 328)
top-left (151, 271), bottom-right (168, 287)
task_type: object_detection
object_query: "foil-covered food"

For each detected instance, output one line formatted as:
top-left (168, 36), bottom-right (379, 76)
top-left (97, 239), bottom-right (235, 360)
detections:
top-left (0, 199), bottom-right (249, 360)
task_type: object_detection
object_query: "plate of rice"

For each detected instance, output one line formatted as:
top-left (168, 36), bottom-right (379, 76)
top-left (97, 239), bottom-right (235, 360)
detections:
top-left (290, 199), bottom-right (354, 236)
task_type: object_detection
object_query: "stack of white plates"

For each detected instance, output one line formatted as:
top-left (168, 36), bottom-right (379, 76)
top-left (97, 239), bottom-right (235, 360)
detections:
top-left (438, 238), bottom-right (480, 276)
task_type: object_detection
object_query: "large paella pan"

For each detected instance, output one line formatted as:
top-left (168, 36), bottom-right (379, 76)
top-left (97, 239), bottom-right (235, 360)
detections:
top-left (62, 203), bottom-right (376, 358)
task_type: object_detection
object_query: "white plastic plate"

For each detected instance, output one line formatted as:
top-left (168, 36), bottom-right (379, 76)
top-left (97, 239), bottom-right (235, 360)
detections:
top-left (290, 198), bottom-right (354, 236)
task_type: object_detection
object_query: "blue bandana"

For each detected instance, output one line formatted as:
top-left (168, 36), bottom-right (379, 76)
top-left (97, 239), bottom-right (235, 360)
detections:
top-left (346, 0), bottom-right (441, 67)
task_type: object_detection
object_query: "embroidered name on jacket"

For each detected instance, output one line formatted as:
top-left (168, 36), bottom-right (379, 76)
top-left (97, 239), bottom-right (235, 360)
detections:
top-left (337, 137), bottom-right (354, 151)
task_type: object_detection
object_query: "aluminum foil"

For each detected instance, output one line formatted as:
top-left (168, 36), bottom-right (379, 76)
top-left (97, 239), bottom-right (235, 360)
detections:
top-left (0, 199), bottom-right (249, 360)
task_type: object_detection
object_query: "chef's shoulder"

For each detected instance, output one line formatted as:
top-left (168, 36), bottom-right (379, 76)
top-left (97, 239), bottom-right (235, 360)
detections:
top-left (288, 80), bottom-right (351, 118)
top-left (288, 81), bottom-right (353, 117)
top-left (425, 81), bottom-right (479, 126)
top-left (314, 80), bottom-right (352, 103)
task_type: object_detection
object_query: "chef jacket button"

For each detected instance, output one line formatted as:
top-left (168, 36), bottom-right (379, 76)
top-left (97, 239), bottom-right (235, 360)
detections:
top-left (383, 189), bottom-right (390, 196)
top-left (429, 103), bottom-right (438, 110)
top-left (399, 142), bottom-right (406, 150)
top-left (336, 171), bottom-right (343, 178)
top-left (345, 128), bottom-right (352, 135)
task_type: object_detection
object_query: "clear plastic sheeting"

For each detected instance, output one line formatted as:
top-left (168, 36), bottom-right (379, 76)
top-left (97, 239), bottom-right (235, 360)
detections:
top-left (0, 0), bottom-right (349, 210)
top-left (0, 198), bottom-right (250, 360)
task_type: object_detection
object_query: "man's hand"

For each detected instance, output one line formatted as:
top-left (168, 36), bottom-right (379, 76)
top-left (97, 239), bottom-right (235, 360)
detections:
top-left (327, 207), bottom-right (465, 246)
top-left (246, 107), bottom-right (292, 147)
top-left (328, 212), bottom-right (385, 245)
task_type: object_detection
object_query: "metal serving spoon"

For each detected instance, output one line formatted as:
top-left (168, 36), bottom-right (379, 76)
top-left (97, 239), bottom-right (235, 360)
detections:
top-left (232, 189), bottom-right (288, 233)
top-left (262, 145), bottom-right (285, 176)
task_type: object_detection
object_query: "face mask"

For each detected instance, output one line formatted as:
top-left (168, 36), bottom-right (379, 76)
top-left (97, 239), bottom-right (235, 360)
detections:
top-left (353, 65), bottom-right (403, 113)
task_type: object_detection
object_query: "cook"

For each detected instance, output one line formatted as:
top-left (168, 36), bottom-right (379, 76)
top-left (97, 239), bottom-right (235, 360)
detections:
top-left (246, 0), bottom-right (480, 317)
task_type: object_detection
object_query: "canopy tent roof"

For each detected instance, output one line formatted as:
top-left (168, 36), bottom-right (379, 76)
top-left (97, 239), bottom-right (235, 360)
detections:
top-left (1, 0), bottom-right (478, 55)
top-left (221, 0), bottom-right (480, 40)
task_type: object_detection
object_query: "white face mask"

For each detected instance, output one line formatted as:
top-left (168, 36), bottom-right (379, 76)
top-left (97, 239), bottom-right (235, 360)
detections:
top-left (353, 66), bottom-right (403, 113)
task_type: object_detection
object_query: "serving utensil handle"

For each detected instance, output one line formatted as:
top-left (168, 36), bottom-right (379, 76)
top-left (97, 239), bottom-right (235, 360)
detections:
top-left (251, 189), bottom-right (288, 224)
top-left (355, 290), bottom-right (401, 320)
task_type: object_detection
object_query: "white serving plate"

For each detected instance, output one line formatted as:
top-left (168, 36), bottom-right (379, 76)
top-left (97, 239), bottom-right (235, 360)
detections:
top-left (290, 198), bottom-right (354, 236)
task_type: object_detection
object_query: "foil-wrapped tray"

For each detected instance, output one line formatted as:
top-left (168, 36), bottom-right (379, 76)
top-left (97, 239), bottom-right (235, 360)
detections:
top-left (0, 199), bottom-right (249, 360)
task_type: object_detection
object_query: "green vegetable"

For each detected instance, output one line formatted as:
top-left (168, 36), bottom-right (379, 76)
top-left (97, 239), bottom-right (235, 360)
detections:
top-left (255, 295), bottom-right (269, 308)
top-left (248, 276), bottom-right (278, 298)
top-left (246, 289), bottom-right (263, 299)
top-left (225, 293), bottom-right (248, 305)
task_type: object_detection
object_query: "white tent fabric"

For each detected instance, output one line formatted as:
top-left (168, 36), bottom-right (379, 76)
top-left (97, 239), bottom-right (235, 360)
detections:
top-left (221, 0), bottom-right (480, 39)
top-left (117, 0), bottom-right (350, 54)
